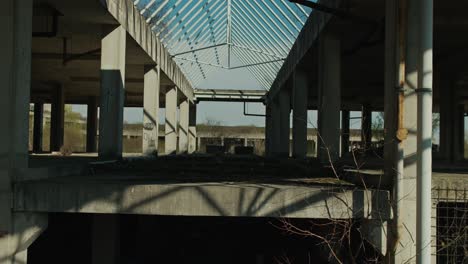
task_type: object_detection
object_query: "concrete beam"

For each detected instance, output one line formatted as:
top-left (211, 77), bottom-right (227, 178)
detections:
top-left (14, 179), bottom-right (391, 220)
top-left (195, 89), bottom-right (266, 103)
top-left (178, 99), bottom-right (189, 154)
top-left (100, 0), bottom-right (193, 101)
top-left (98, 25), bottom-right (126, 159)
top-left (165, 86), bottom-right (178, 155)
top-left (317, 34), bottom-right (341, 163)
top-left (142, 65), bottom-right (160, 156)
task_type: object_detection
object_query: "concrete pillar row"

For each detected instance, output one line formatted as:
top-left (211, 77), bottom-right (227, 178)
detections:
top-left (278, 88), bottom-right (291, 157)
top-left (50, 85), bottom-right (65, 152)
top-left (0, 0), bottom-right (48, 262)
top-left (317, 33), bottom-right (341, 163)
top-left (86, 96), bottom-right (98, 153)
top-left (188, 103), bottom-right (197, 154)
top-left (178, 98), bottom-right (189, 153)
top-left (292, 70), bottom-right (309, 159)
top-left (33, 103), bottom-right (44, 153)
top-left (98, 25), bottom-right (126, 159)
top-left (142, 65), bottom-right (160, 156)
top-left (165, 86), bottom-right (178, 155)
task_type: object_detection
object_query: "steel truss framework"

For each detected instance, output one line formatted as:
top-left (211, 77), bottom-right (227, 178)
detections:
top-left (133, 0), bottom-right (311, 89)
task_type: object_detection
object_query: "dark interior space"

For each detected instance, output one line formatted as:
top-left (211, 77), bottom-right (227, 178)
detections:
top-left (27, 213), bottom-right (380, 264)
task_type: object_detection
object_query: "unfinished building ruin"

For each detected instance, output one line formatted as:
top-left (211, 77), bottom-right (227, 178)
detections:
top-left (1, 0), bottom-right (468, 263)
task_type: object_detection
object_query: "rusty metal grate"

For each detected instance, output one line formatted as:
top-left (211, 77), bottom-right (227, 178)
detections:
top-left (433, 188), bottom-right (468, 264)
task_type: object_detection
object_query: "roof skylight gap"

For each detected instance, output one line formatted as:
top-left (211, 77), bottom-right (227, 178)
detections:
top-left (132, 0), bottom-right (312, 89)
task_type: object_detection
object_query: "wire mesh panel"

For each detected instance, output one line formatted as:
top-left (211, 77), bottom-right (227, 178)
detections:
top-left (433, 188), bottom-right (468, 264)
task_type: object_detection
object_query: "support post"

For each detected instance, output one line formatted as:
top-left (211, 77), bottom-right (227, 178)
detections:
top-left (270, 99), bottom-right (281, 156)
top-left (98, 25), bottom-right (126, 159)
top-left (142, 65), bottom-right (160, 156)
top-left (292, 71), bottom-right (308, 159)
top-left (416, 0), bottom-right (433, 261)
top-left (317, 33), bottom-right (341, 163)
top-left (92, 215), bottom-right (120, 264)
top-left (165, 86), bottom-right (178, 155)
top-left (452, 103), bottom-right (464, 162)
top-left (438, 78), bottom-right (451, 161)
top-left (86, 97), bottom-right (98, 153)
top-left (387, 0), bottom-right (419, 261)
top-left (188, 102), bottom-right (197, 154)
top-left (278, 88), bottom-right (291, 157)
top-left (178, 98), bottom-right (189, 153)
top-left (0, 0), bottom-right (48, 262)
top-left (362, 103), bottom-right (373, 149)
top-left (264, 104), bottom-right (273, 156)
top-left (341, 110), bottom-right (350, 155)
top-left (33, 103), bottom-right (44, 153)
top-left (50, 85), bottom-right (64, 152)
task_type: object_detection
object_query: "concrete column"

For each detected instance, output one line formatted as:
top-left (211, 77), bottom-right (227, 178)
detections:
top-left (188, 103), bottom-right (197, 154)
top-left (86, 97), bottom-right (98, 153)
top-left (292, 71), bottom-right (308, 159)
top-left (142, 65), bottom-right (160, 155)
top-left (178, 99), bottom-right (189, 153)
top-left (264, 104), bottom-right (273, 156)
top-left (452, 100), bottom-right (464, 162)
top-left (165, 86), bottom-right (178, 155)
top-left (278, 88), bottom-right (291, 157)
top-left (439, 80), bottom-right (465, 162)
top-left (341, 110), bottom-right (350, 155)
top-left (270, 99), bottom-right (281, 156)
top-left (362, 103), bottom-right (372, 149)
top-left (33, 103), bottom-right (44, 153)
top-left (244, 138), bottom-right (248, 147)
top-left (317, 34), bottom-right (341, 163)
top-left (387, 1), bottom-right (419, 261)
top-left (50, 85), bottom-right (65, 152)
top-left (438, 79), bottom-right (451, 160)
top-left (98, 25), bottom-right (126, 159)
top-left (92, 215), bottom-right (120, 264)
top-left (0, 0), bottom-right (48, 262)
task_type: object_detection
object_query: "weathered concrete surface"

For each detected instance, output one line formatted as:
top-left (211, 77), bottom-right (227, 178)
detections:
top-left (292, 71), bottom-right (308, 159)
top-left (142, 66), bottom-right (160, 155)
top-left (13, 176), bottom-right (391, 220)
top-left (98, 25), bottom-right (126, 159)
top-left (178, 99), bottom-right (189, 153)
top-left (165, 86), bottom-right (178, 154)
top-left (0, 0), bottom-right (48, 262)
top-left (317, 33), bottom-right (341, 163)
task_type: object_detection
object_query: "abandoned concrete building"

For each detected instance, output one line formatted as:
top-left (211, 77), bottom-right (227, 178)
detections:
top-left (1, 0), bottom-right (468, 263)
